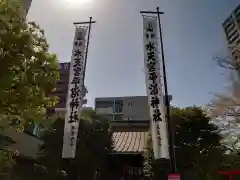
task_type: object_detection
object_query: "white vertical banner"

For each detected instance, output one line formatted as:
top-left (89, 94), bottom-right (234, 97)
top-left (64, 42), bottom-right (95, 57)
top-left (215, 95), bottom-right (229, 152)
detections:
top-left (62, 26), bottom-right (88, 158)
top-left (143, 16), bottom-right (170, 159)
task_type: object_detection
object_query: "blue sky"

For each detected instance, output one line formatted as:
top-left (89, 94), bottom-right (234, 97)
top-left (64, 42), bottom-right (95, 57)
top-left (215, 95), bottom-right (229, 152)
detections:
top-left (28, 0), bottom-right (239, 108)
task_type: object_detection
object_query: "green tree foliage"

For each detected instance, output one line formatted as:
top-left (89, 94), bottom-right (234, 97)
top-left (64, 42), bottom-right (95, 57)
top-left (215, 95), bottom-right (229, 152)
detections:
top-left (38, 109), bottom-right (113, 180)
top-left (0, 150), bottom-right (16, 179)
top-left (9, 158), bottom-right (66, 180)
top-left (143, 106), bottom-right (224, 180)
top-left (0, 0), bottom-right (59, 131)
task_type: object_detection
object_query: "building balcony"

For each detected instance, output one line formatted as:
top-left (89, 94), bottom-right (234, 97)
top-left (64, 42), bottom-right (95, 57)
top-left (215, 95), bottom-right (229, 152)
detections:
top-left (96, 107), bottom-right (114, 114)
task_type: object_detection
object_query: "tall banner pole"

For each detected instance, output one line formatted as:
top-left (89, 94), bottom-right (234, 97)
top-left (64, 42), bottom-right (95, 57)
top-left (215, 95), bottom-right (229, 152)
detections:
top-left (62, 17), bottom-right (96, 180)
top-left (156, 7), bottom-right (177, 173)
top-left (140, 7), bottom-right (177, 180)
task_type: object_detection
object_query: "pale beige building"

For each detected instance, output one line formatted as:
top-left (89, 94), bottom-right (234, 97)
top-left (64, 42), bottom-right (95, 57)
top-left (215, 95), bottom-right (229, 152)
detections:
top-left (95, 95), bottom-right (172, 121)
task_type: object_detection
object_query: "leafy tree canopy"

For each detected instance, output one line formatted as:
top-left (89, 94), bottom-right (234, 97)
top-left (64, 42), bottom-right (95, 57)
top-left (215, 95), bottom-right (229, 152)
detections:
top-left (0, 0), bottom-right (59, 131)
top-left (38, 109), bottom-right (113, 180)
top-left (143, 106), bottom-right (224, 180)
top-left (0, 150), bottom-right (16, 175)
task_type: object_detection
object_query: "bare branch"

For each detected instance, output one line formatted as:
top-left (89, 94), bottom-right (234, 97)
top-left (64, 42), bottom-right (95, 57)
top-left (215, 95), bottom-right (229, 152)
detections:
top-left (214, 44), bottom-right (240, 71)
top-left (215, 56), bottom-right (237, 70)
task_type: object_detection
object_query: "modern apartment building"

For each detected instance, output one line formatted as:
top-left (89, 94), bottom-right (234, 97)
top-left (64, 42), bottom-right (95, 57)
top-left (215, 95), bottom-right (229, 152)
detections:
top-left (223, 4), bottom-right (240, 59)
top-left (95, 95), bottom-right (172, 121)
top-left (20, 0), bottom-right (32, 14)
top-left (51, 62), bottom-right (87, 112)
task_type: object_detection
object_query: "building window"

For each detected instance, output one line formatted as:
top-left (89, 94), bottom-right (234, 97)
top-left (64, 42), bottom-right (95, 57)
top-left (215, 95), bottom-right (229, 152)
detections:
top-left (225, 23), bottom-right (236, 34)
top-left (224, 16), bottom-right (234, 29)
top-left (128, 101), bottom-right (132, 107)
top-left (105, 115), bottom-right (114, 121)
top-left (57, 79), bottom-right (68, 85)
top-left (227, 29), bottom-right (237, 39)
top-left (33, 124), bottom-right (41, 137)
top-left (235, 38), bottom-right (240, 45)
top-left (229, 33), bottom-right (240, 44)
top-left (95, 100), bottom-right (114, 109)
top-left (60, 96), bottom-right (66, 104)
top-left (114, 114), bottom-right (123, 121)
top-left (114, 100), bottom-right (123, 113)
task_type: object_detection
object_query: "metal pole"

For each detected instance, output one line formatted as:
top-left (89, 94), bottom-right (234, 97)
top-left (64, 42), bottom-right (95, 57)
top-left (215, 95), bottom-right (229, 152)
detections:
top-left (74, 17), bottom-right (95, 102)
top-left (82, 16), bottom-right (93, 82)
top-left (156, 7), bottom-right (177, 173)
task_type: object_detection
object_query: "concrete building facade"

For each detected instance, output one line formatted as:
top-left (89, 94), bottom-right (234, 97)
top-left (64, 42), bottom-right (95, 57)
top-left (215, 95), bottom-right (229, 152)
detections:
top-left (95, 95), bottom-right (172, 121)
top-left (95, 96), bottom-right (150, 121)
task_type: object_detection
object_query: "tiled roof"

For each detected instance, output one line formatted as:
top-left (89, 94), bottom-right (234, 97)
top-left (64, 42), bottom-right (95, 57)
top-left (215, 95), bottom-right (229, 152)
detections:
top-left (112, 131), bottom-right (148, 154)
top-left (2, 129), bottom-right (43, 158)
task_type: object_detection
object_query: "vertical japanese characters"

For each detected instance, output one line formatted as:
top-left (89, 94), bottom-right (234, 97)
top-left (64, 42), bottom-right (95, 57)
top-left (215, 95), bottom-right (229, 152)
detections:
top-left (143, 16), bottom-right (169, 159)
top-left (62, 27), bottom-right (88, 158)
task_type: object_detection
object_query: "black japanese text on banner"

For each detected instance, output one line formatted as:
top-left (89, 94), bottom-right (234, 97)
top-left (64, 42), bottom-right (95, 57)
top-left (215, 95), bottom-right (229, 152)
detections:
top-left (143, 16), bottom-right (169, 159)
top-left (62, 27), bottom-right (88, 158)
